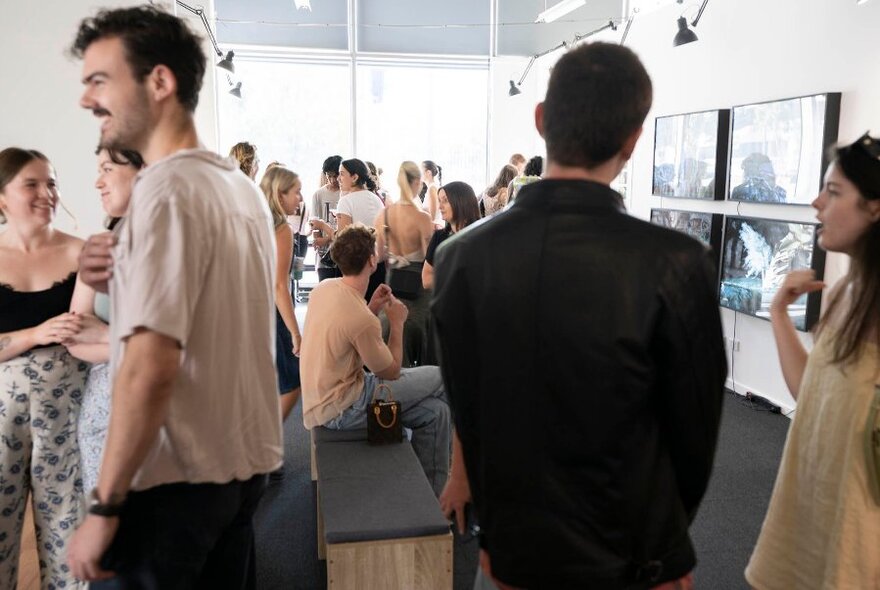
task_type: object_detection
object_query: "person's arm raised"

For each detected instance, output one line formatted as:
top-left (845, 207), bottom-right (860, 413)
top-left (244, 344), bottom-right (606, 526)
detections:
top-left (770, 270), bottom-right (825, 400)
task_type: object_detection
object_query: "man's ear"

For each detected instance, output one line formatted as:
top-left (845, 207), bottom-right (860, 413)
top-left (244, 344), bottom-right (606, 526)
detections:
top-left (620, 126), bottom-right (644, 161)
top-left (146, 64), bottom-right (178, 104)
top-left (534, 102), bottom-right (545, 139)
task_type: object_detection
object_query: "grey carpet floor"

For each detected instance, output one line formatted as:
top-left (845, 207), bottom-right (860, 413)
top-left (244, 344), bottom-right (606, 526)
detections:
top-left (254, 390), bottom-right (790, 589)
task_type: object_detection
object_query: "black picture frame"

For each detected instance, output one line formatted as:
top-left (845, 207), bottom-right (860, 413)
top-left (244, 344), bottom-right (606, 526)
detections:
top-left (652, 109), bottom-right (730, 200)
top-left (719, 215), bottom-right (826, 331)
top-left (728, 92), bottom-right (841, 206)
top-left (649, 208), bottom-right (723, 255)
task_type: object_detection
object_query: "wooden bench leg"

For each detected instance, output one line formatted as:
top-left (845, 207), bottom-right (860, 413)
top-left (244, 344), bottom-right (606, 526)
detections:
top-left (326, 533), bottom-right (452, 589)
top-left (310, 429), bottom-right (317, 482)
top-left (316, 481), bottom-right (326, 560)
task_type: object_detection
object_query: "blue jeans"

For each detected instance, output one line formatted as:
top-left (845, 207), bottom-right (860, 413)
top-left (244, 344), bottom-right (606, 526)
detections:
top-left (325, 367), bottom-right (450, 495)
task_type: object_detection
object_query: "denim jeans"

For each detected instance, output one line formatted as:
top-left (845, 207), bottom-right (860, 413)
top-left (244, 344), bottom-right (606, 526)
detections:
top-left (325, 366), bottom-right (450, 495)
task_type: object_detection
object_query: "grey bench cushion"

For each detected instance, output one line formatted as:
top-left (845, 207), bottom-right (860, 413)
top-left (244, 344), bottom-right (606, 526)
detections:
top-left (312, 426), bottom-right (366, 444)
top-left (316, 440), bottom-right (450, 544)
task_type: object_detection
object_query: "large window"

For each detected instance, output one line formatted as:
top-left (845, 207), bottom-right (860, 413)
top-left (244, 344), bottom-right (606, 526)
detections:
top-left (355, 63), bottom-right (488, 195)
top-left (217, 59), bottom-right (352, 193)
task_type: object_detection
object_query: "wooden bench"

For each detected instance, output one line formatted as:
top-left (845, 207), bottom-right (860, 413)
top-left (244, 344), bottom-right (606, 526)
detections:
top-left (313, 427), bottom-right (453, 589)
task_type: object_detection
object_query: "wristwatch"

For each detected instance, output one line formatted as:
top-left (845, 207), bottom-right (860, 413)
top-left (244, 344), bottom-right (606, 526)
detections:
top-left (88, 488), bottom-right (126, 517)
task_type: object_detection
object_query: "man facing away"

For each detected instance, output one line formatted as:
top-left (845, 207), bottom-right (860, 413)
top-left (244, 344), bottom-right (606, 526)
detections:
top-left (300, 224), bottom-right (451, 496)
top-left (67, 6), bottom-right (282, 587)
top-left (433, 42), bottom-right (727, 590)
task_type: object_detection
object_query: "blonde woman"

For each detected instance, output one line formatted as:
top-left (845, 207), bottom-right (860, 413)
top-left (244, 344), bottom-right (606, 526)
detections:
top-left (374, 161), bottom-right (434, 367)
top-left (259, 166), bottom-right (303, 424)
top-left (230, 141), bottom-right (259, 180)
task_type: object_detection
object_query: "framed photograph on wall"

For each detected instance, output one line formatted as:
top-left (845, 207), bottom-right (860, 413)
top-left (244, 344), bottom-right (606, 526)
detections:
top-left (728, 93), bottom-right (841, 205)
top-left (649, 208), bottom-right (723, 255)
top-left (719, 215), bottom-right (826, 331)
top-left (652, 109), bottom-right (730, 200)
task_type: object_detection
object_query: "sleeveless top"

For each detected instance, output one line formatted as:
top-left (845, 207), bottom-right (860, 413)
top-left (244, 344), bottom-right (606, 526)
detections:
top-left (0, 272), bottom-right (77, 346)
top-left (745, 330), bottom-right (880, 590)
top-left (94, 291), bottom-right (111, 323)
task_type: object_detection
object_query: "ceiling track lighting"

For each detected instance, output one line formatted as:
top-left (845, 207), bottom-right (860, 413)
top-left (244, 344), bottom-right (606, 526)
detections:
top-left (508, 19), bottom-right (620, 97)
top-left (673, 0), bottom-right (709, 47)
top-left (535, 0), bottom-right (587, 24)
top-left (176, 1), bottom-right (239, 80)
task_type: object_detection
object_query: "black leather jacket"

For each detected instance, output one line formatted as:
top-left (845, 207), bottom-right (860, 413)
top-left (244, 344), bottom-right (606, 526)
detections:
top-left (432, 179), bottom-right (726, 589)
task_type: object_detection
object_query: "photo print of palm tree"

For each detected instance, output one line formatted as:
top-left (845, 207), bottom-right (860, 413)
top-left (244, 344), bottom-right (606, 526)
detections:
top-left (719, 216), bottom-right (825, 331)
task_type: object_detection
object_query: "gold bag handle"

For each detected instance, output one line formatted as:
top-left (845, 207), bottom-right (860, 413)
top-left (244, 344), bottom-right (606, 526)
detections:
top-left (373, 404), bottom-right (398, 429)
top-left (372, 383), bottom-right (395, 403)
top-left (371, 383), bottom-right (398, 429)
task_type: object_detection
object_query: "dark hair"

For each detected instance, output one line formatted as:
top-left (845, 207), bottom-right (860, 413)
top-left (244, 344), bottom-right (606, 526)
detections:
top-left (543, 42), bottom-right (652, 169)
top-left (0, 148), bottom-right (51, 224)
top-left (70, 6), bottom-right (206, 112)
top-left (420, 160), bottom-right (442, 201)
top-left (322, 155), bottom-right (343, 176)
top-left (487, 164), bottom-right (518, 198)
top-left (341, 158), bottom-right (377, 192)
top-left (524, 156), bottom-right (543, 177)
top-left (440, 181), bottom-right (481, 231)
top-left (816, 133), bottom-right (880, 365)
top-left (330, 223), bottom-right (376, 276)
top-left (95, 146), bottom-right (144, 229)
top-left (96, 145), bottom-right (144, 169)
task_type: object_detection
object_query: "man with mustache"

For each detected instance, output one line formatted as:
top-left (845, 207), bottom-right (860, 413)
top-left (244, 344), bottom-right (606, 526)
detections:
top-left (66, 6), bottom-right (282, 587)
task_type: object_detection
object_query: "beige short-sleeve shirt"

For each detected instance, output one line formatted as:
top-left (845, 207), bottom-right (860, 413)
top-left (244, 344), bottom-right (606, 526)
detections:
top-left (300, 279), bottom-right (393, 428)
top-left (110, 149), bottom-right (283, 491)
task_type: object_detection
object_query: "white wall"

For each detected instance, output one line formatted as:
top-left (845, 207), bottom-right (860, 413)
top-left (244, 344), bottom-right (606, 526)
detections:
top-left (0, 0), bottom-right (219, 236)
top-left (490, 0), bottom-right (880, 412)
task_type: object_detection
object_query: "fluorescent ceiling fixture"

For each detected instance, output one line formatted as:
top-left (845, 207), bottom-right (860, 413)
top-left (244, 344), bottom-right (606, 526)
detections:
top-left (535, 0), bottom-right (586, 23)
top-left (294, 0), bottom-right (311, 10)
top-left (857, 0), bottom-right (870, 4)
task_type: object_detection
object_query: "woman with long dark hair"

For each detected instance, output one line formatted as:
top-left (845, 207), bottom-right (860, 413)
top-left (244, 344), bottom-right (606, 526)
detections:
top-left (0, 148), bottom-right (87, 589)
top-left (422, 181), bottom-right (481, 290)
top-left (746, 133), bottom-right (880, 589)
top-left (313, 158), bottom-right (386, 300)
top-left (481, 164), bottom-right (518, 217)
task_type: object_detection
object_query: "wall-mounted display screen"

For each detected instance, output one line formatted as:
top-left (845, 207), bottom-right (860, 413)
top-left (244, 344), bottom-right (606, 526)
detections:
top-left (728, 93), bottom-right (840, 205)
top-left (650, 208), bottom-right (723, 254)
top-left (653, 109), bottom-right (729, 200)
top-left (719, 215), bottom-right (825, 331)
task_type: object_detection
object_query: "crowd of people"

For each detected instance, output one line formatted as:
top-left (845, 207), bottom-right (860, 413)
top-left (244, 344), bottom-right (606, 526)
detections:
top-left (0, 4), bottom-right (878, 590)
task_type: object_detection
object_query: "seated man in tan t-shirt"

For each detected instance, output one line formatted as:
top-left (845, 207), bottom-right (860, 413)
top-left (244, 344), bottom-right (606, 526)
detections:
top-left (300, 224), bottom-right (450, 495)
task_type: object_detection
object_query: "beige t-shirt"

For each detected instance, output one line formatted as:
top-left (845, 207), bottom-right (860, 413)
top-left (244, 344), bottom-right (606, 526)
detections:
top-left (109, 149), bottom-right (283, 491)
top-left (300, 279), bottom-right (393, 429)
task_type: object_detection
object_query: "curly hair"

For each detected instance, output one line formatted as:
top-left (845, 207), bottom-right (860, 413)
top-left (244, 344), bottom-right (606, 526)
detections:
top-left (230, 142), bottom-right (258, 178)
top-left (330, 223), bottom-right (376, 276)
top-left (70, 5), bottom-right (206, 113)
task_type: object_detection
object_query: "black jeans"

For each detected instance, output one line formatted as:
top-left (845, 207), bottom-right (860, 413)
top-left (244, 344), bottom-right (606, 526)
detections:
top-left (92, 474), bottom-right (267, 590)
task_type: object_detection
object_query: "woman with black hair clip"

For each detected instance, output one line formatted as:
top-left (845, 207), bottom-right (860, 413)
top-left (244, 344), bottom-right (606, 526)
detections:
top-left (68, 146), bottom-right (144, 498)
top-left (312, 158), bottom-right (386, 300)
top-left (746, 133), bottom-right (880, 590)
top-left (420, 160), bottom-right (442, 225)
